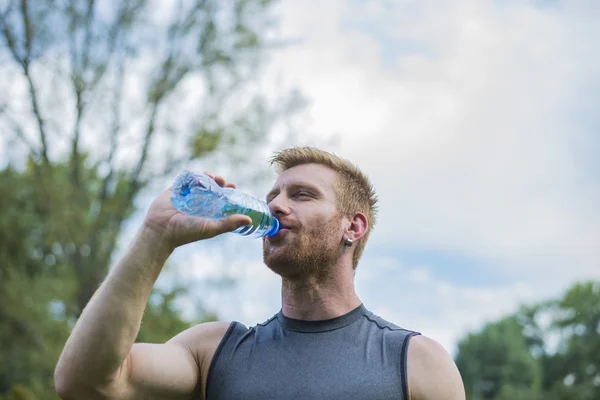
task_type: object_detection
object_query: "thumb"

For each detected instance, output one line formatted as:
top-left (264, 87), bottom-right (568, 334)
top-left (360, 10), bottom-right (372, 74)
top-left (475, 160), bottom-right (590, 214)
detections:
top-left (213, 214), bottom-right (253, 235)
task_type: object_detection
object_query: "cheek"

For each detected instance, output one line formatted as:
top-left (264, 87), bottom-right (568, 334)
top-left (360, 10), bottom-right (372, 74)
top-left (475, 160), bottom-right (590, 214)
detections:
top-left (296, 203), bottom-right (342, 231)
top-left (306, 213), bottom-right (342, 235)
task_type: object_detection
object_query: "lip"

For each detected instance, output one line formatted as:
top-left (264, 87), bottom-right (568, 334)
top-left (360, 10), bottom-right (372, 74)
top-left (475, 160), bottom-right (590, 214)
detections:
top-left (279, 221), bottom-right (296, 230)
top-left (267, 227), bottom-right (290, 241)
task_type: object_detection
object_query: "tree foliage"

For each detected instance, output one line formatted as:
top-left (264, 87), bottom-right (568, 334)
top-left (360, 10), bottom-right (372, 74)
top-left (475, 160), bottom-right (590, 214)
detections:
top-left (0, 0), bottom-right (296, 398)
top-left (456, 280), bottom-right (600, 400)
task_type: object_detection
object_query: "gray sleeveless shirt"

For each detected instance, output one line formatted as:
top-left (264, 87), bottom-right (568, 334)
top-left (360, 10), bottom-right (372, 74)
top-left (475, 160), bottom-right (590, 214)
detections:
top-left (206, 304), bottom-right (420, 399)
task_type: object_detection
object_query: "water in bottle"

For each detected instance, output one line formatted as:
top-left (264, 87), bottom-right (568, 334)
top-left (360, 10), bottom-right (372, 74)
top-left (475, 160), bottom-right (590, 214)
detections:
top-left (170, 171), bottom-right (280, 238)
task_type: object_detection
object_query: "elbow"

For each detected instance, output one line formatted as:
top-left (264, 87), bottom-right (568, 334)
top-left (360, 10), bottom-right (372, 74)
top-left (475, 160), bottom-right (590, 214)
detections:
top-left (54, 357), bottom-right (127, 400)
top-left (54, 373), bottom-right (91, 400)
top-left (54, 361), bottom-right (82, 400)
top-left (54, 366), bottom-right (73, 399)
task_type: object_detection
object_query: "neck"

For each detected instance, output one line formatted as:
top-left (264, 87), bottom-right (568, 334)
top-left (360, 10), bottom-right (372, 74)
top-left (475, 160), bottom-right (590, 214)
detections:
top-left (280, 263), bottom-right (361, 321)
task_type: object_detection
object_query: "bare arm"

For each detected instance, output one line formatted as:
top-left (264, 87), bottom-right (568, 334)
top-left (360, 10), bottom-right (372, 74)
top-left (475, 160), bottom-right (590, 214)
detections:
top-left (407, 335), bottom-right (466, 400)
top-left (54, 175), bottom-right (251, 400)
top-left (117, 320), bottom-right (231, 400)
top-left (55, 225), bottom-right (184, 399)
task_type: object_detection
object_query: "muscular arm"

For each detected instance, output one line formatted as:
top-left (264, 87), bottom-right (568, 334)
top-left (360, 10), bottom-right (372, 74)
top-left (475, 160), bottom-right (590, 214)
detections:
top-left (121, 321), bottom-right (231, 400)
top-left (407, 335), bottom-right (466, 400)
top-left (54, 227), bottom-right (194, 399)
top-left (54, 185), bottom-right (250, 400)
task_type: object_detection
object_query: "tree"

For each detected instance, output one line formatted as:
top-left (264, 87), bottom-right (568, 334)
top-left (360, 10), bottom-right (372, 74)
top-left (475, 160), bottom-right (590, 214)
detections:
top-left (0, 0), bottom-right (299, 315)
top-left (0, 0), bottom-right (300, 397)
top-left (455, 280), bottom-right (600, 400)
top-left (455, 315), bottom-right (543, 400)
top-left (0, 165), bottom-right (74, 398)
top-left (539, 281), bottom-right (600, 400)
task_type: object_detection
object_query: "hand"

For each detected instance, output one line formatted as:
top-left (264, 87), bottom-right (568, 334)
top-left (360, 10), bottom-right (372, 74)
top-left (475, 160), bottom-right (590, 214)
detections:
top-left (143, 172), bottom-right (253, 249)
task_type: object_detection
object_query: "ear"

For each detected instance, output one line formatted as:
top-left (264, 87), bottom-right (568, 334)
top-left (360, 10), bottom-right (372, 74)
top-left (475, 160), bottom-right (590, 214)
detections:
top-left (345, 212), bottom-right (368, 243)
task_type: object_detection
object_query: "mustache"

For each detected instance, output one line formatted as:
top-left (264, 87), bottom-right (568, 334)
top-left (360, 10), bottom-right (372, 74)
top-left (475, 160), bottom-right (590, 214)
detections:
top-left (278, 219), bottom-right (300, 230)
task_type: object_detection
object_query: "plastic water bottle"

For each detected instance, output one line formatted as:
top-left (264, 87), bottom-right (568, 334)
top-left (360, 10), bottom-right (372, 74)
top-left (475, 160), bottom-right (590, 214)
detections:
top-left (169, 171), bottom-right (280, 238)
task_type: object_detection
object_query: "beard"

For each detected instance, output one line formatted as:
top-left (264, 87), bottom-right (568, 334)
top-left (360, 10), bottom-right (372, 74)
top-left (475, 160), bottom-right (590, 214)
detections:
top-left (262, 214), bottom-right (343, 280)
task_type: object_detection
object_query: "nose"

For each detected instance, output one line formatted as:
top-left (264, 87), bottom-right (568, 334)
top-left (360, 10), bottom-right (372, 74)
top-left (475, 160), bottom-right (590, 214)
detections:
top-left (268, 193), bottom-right (291, 217)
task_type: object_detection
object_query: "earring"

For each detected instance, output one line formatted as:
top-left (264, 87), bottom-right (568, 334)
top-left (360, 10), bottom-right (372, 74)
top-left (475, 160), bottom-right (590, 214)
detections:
top-left (344, 238), bottom-right (353, 247)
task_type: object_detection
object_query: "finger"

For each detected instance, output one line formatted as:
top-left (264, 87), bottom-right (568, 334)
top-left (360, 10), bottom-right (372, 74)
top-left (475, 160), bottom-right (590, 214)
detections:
top-left (213, 175), bottom-right (226, 187)
top-left (225, 183), bottom-right (237, 189)
top-left (204, 171), bottom-right (226, 187)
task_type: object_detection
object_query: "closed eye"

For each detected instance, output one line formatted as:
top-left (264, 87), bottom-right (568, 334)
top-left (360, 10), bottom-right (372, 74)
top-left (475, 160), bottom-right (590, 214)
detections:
top-left (294, 192), bottom-right (313, 199)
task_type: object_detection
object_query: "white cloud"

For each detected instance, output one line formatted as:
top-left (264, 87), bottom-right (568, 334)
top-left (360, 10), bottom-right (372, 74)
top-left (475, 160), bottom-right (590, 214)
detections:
top-left (165, 240), bottom-right (282, 326)
top-left (355, 255), bottom-right (544, 354)
top-left (117, 0), bottom-right (600, 356)
top-left (407, 267), bottom-right (433, 284)
top-left (261, 0), bottom-right (600, 281)
top-left (189, 0), bottom-right (600, 353)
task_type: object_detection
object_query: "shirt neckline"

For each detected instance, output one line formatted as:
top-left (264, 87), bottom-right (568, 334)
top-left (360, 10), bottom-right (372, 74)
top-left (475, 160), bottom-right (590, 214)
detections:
top-left (276, 304), bottom-right (366, 333)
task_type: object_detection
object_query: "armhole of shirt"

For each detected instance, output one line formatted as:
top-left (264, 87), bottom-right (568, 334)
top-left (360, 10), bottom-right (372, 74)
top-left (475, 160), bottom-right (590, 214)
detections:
top-left (205, 321), bottom-right (238, 400)
top-left (401, 332), bottom-right (420, 400)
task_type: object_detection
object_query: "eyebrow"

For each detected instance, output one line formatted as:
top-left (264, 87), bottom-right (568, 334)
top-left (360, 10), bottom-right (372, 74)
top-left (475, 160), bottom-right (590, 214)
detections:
top-left (265, 183), bottom-right (321, 202)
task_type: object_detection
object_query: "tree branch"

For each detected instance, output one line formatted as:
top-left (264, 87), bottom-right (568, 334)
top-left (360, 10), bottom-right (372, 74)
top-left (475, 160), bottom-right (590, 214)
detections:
top-left (130, 101), bottom-right (159, 186)
top-left (0, 9), bottom-right (48, 163)
top-left (100, 56), bottom-right (125, 199)
top-left (2, 0), bottom-right (51, 164)
top-left (67, 0), bottom-right (88, 186)
top-left (81, 0), bottom-right (95, 73)
top-left (68, 0), bottom-right (143, 187)
top-left (129, 3), bottom-right (182, 187)
top-left (19, 0), bottom-right (31, 66)
top-left (5, 116), bottom-right (40, 158)
top-left (77, 52), bottom-right (129, 314)
top-left (0, 2), bottom-right (12, 20)
top-left (23, 66), bottom-right (50, 164)
top-left (88, 54), bottom-right (126, 241)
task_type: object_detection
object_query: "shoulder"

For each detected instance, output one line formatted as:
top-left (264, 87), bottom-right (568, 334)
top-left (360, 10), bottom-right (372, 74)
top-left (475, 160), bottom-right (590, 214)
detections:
top-left (168, 321), bottom-right (234, 349)
top-left (167, 321), bottom-right (235, 367)
top-left (407, 335), bottom-right (466, 400)
top-left (167, 321), bottom-right (241, 399)
top-left (362, 309), bottom-right (417, 334)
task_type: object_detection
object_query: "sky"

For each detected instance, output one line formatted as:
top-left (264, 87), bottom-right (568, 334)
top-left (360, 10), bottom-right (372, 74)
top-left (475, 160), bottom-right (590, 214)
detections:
top-left (157, 0), bottom-right (600, 356)
top-left (2, 0), bottom-right (598, 357)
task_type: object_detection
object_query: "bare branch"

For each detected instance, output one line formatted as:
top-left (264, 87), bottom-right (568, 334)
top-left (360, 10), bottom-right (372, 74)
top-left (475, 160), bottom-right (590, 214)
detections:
top-left (79, 52), bottom-right (131, 312)
top-left (0, 2), bottom-right (14, 24)
top-left (69, 0), bottom-right (145, 187)
top-left (23, 67), bottom-right (50, 164)
top-left (130, 102), bottom-right (159, 186)
top-left (1, 15), bottom-right (23, 65)
top-left (97, 54), bottom-right (126, 208)
top-left (98, 0), bottom-right (147, 77)
top-left (0, 102), bottom-right (43, 179)
top-left (67, 0), bottom-right (84, 186)
top-left (6, 118), bottom-right (39, 158)
top-left (129, 1), bottom-right (183, 187)
top-left (0, 0), bottom-right (52, 164)
top-left (81, 0), bottom-right (95, 72)
top-left (1, 102), bottom-right (38, 158)
top-left (19, 0), bottom-right (31, 66)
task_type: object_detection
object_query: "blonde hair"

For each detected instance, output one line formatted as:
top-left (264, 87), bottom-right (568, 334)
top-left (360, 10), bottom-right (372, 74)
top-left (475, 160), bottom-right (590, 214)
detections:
top-left (270, 146), bottom-right (378, 269)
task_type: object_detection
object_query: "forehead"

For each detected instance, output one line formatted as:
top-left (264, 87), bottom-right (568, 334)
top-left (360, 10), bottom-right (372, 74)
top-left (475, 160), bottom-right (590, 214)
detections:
top-left (272, 164), bottom-right (338, 194)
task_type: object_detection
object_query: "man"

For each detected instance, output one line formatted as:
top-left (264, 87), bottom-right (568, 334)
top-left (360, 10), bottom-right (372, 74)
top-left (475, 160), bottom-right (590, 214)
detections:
top-left (55, 147), bottom-right (465, 399)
